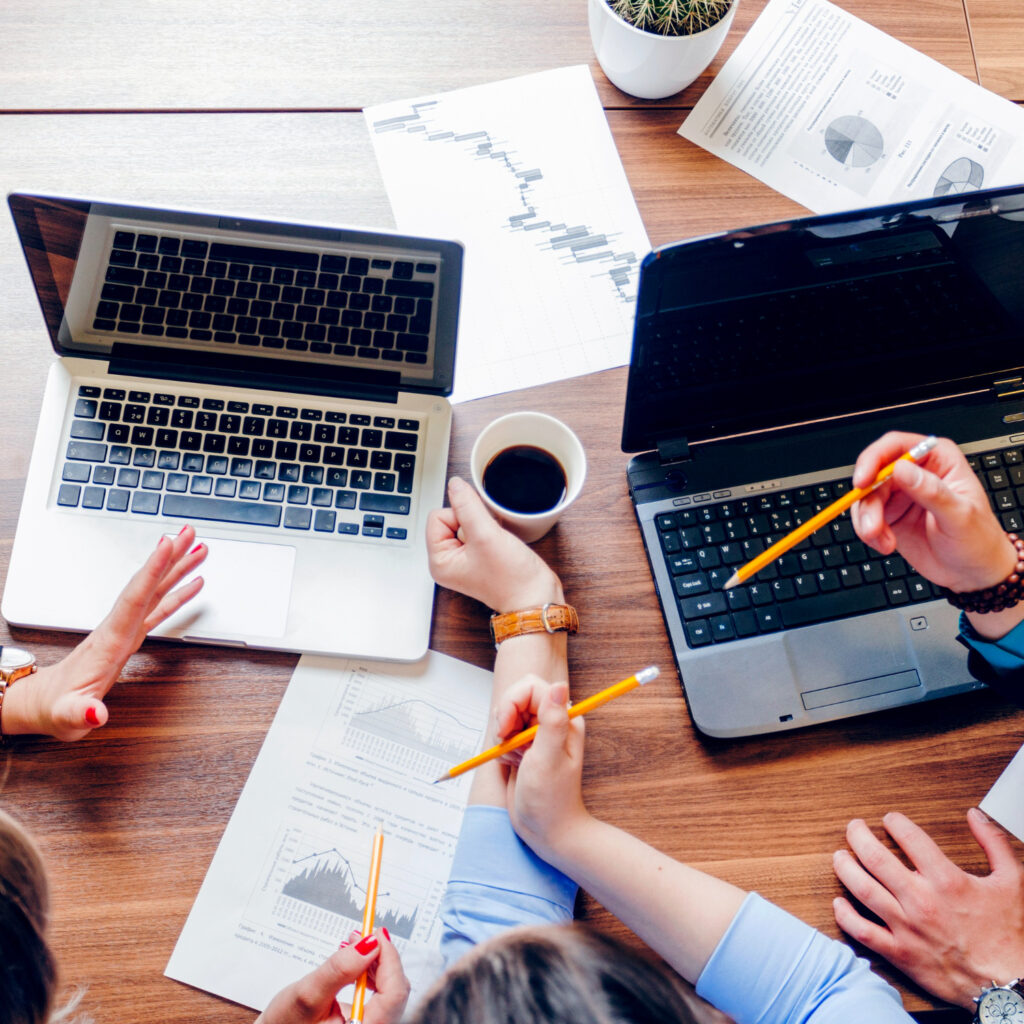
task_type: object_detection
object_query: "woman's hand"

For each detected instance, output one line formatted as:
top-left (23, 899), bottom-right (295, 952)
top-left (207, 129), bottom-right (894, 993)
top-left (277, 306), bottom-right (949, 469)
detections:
top-left (255, 931), bottom-right (409, 1024)
top-left (850, 432), bottom-right (1013, 592)
top-left (426, 477), bottom-right (563, 612)
top-left (502, 678), bottom-right (590, 862)
top-left (2, 526), bottom-right (207, 740)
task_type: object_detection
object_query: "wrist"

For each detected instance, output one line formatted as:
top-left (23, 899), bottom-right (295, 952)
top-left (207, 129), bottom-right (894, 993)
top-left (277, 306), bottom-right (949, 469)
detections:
top-left (493, 567), bottom-right (564, 614)
top-left (1, 670), bottom-right (41, 736)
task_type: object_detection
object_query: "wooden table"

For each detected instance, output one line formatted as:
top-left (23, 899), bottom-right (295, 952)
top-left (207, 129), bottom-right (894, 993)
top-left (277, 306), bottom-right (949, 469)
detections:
top-left (1, 3), bottom-right (1021, 1022)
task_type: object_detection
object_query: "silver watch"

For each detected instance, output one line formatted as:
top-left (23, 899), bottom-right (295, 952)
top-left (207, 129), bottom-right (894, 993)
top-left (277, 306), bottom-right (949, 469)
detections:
top-left (974, 979), bottom-right (1024, 1024)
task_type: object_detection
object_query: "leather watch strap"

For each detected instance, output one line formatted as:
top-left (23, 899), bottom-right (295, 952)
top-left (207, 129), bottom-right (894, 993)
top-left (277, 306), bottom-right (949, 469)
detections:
top-left (489, 603), bottom-right (579, 646)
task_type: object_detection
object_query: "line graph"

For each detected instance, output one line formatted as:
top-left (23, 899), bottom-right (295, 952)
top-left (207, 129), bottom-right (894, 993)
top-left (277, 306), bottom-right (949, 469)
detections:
top-left (282, 844), bottom-right (419, 939)
top-left (371, 100), bottom-right (641, 304)
top-left (349, 696), bottom-right (480, 765)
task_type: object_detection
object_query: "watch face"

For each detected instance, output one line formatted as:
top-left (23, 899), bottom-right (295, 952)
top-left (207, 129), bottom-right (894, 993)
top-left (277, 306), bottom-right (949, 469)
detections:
top-left (0, 647), bottom-right (34, 672)
top-left (978, 988), bottom-right (1024, 1024)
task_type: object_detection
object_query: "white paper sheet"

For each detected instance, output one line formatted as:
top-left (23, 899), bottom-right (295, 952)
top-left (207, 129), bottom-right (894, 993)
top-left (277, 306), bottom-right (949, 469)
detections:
top-left (980, 743), bottom-right (1024, 843)
top-left (679, 0), bottom-right (1024, 215)
top-left (365, 65), bottom-right (650, 404)
top-left (166, 651), bottom-right (492, 1012)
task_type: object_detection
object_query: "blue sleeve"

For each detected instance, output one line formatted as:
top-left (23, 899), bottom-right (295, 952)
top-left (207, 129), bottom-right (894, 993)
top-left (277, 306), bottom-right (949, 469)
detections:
top-left (959, 613), bottom-right (1024, 672)
top-left (439, 805), bottom-right (578, 968)
top-left (696, 893), bottom-right (913, 1024)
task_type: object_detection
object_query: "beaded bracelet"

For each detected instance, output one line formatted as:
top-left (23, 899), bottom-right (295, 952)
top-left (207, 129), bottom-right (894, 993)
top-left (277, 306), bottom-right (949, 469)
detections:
top-left (943, 533), bottom-right (1024, 613)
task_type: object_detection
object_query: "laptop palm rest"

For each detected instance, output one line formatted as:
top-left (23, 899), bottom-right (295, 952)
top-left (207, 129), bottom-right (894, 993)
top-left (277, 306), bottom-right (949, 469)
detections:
top-left (159, 535), bottom-right (295, 641)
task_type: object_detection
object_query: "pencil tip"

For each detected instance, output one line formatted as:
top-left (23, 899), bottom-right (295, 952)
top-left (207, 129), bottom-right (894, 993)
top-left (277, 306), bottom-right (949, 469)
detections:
top-left (723, 574), bottom-right (738, 590)
top-left (431, 775), bottom-right (448, 784)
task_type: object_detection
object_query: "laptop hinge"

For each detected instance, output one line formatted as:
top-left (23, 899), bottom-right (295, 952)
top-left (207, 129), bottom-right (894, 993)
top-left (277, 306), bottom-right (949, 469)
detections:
top-left (108, 343), bottom-right (401, 404)
top-left (993, 375), bottom-right (1024, 401)
top-left (656, 436), bottom-right (691, 464)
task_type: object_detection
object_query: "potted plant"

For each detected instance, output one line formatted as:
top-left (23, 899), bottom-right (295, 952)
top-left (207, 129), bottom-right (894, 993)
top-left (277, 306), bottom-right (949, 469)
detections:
top-left (588, 0), bottom-right (738, 100)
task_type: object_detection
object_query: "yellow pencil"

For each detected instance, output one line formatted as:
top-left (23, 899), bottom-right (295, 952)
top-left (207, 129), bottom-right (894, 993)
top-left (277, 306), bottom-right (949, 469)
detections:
top-left (723, 435), bottom-right (938, 590)
top-left (350, 824), bottom-right (384, 1023)
top-left (433, 666), bottom-right (659, 783)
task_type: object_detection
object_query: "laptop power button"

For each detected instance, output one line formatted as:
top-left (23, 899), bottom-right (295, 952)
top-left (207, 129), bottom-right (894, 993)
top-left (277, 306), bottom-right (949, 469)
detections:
top-left (910, 616), bottom-right (928, 630)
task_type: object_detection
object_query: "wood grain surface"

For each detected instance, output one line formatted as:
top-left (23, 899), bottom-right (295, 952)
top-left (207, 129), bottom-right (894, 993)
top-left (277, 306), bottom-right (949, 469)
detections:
top-left (0, 3), bottom-right (1020, 1019)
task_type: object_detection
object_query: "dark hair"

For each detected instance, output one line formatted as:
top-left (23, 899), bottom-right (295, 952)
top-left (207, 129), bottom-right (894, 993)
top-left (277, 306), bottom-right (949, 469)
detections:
top-left (408, 923), bottom-right (715, 1024)
top-left (0, 807), bottom-right (58, 1024)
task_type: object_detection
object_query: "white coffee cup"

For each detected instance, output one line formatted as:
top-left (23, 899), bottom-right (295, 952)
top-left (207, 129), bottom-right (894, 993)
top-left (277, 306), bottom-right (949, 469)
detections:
top-left (470, 411), bottom-right (587, 544)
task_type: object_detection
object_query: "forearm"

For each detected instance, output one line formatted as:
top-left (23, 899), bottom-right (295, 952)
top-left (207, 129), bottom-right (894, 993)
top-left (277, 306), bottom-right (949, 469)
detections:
top-left (541, 815), bottom-right (745, 983)
top-left (468, 568), bottom-right (567, 807)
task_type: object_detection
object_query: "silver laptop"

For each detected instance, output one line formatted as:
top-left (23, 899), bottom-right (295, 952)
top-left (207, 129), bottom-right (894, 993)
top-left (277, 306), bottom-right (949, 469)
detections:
top-left (623, 184), bottom-right (1024, 737)
top-left (3, 193), bottom-right (463, 660)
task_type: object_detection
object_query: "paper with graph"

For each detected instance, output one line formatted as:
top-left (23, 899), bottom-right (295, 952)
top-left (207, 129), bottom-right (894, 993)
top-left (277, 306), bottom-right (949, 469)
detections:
top-left (166, 652), bottom-right (491, 1011)
top-left (679, 0), bottom-right (1024, 214)
top-left (365, 64), bottom-right (650, 403)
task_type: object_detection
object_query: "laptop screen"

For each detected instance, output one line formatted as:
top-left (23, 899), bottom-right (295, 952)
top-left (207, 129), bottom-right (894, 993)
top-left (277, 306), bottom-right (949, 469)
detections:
top-left (622, 185), bottom-right (1024, 452)
top-left (8, 193), bottom-right (462, 399)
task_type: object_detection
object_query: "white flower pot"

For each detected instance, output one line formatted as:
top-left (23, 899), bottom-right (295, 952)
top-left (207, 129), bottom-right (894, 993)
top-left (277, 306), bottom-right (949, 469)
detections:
top-left (588, 0), bottom-right (738, 100)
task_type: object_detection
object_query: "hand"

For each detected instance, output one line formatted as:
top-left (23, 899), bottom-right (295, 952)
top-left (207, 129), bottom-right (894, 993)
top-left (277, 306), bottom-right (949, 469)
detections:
top-left (850, 432), bottom-right (1014, 592)
top-left (255, 931), bottom-right (409, 1024)
top-left (2, 526), bottom-right (207, 740)
top-left (832, 809), bottom-right (1024, 1009)
top-left (426, 476), bottom-right (563, 612)
top-left (503, 678), bottom-right (590, 862)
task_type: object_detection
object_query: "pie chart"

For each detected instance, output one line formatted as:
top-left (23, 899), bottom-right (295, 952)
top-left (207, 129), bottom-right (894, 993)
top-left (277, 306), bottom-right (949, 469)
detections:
top-left (824, 116), bottom-right (884, 168)
top-left (934, 157), bottom-right (985, 196)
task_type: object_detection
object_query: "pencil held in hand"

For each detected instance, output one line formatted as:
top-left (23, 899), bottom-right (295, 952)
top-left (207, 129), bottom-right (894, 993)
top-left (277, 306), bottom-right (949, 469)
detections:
top-left (350, 824), bottom-right (384, 1023)
top-left (433, 665), bottom-right (660, 783)
top-left (723, 435), bottom-right (938, 590)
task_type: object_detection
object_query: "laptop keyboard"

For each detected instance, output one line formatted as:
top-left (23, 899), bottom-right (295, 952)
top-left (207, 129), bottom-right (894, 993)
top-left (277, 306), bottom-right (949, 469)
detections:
top-left (659, 445), bottom-right (1023, 648)
top-left (57, 385), bottom-right (421, 541)
top-left (96, 231), bottom-right (436, 363)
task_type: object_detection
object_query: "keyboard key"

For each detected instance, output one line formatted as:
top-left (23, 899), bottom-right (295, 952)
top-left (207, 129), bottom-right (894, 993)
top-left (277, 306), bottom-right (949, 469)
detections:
top-left (82, 486), bottom-right (106, 509)
top-left (163, 494), bottom-right (282, 527)
top-left (57, 483), bottom-right (81, 506)
top-left (62, 462), bottom-right (91, 483)
top-left (107, 489), bottom-right (130, 512)
top-left (780, 584), bottom-right (888, 629)
top-left (685, 620), bottom-right (712, 646)
top-left (680, 593), bottom-right (726, 619)
top-left (359, 493), bottom-right (411, 515)
top-left (131, 491), bottom-right (160, 514)
top-left (284, 507), bottom-right (312, 529)
top-left (66, 441), bottom-right (108, 462)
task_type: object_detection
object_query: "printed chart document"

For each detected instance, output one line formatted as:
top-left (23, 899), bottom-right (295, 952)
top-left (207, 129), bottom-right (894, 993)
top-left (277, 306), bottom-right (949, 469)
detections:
top-left (366, 65), bottom-right (650, 404)
top-left (166, 652), bottom-right (492, 1011)
top-left (981, 742), bottom-right (1024, 844)
top-left (679, 0), bottom-right (1024, 214)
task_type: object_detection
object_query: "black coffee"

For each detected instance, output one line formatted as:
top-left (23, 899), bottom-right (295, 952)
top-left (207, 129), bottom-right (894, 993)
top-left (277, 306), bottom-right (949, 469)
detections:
top-left (482, 445), bottom-right (567, 515)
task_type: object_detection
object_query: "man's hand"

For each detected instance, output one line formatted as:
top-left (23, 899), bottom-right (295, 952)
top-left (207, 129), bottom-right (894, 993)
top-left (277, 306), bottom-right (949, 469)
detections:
top-left (833, 809), bottom-right (1024, 1009)
top-left (2, 525), bottom-right (207, 740)
top-left (255, 931), bottom-right (409, 1024)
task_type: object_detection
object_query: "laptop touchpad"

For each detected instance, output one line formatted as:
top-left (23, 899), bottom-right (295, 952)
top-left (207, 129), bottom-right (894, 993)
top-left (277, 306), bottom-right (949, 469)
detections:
top-left (162, 535), bottom-right (295, 641)
top-left (785, 613), bottom-right (920, 702)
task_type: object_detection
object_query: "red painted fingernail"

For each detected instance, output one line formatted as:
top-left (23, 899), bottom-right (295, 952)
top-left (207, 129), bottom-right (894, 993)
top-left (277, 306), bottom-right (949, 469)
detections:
top-left (354, 935), bottom-right (378, 955)
top-left (190, 543), bottom-right (203, 554)
top-left (381, 927), bottom-right (391, 942)
top-left (85, 707), bottom-right (100, 726)
top-left (178, 525), bottom-right (188, 536)
top-left (338, 940), bottom-right (350, 949)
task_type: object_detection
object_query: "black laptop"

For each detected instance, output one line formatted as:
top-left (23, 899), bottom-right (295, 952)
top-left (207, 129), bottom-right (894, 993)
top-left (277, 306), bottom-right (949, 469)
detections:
top-left (623, 184), bottom-right (1024, 737)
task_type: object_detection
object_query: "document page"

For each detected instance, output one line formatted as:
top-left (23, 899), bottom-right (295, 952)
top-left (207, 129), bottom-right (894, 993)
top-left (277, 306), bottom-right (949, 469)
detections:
top-left (166, 652), bottom-right (492, 1012)
top-left (679, 0), bottom-right (1024, 214)
top-left (981, 742), bottom-right (1024, 844)
top-left (366, 65), bottom-right (650, 404)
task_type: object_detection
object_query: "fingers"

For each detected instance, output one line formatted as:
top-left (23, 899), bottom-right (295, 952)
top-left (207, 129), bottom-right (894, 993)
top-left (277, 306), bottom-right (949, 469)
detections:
top-left (365, 930), bottom-right (411, 1024)
top-left (494, 674), bottom-right (548, 741)
top-left (286, 938), bottom-right (383, 1019)
top-left (851, 431), bottom-right (929, 489)
top-left (832, 894), bottom-right (898, 959)
top-left (881, 811), bottom-right (956, 878)
top-left (832, 842), bottom-right (903, 923)
top-left (444, 476), bottom-right (498, 543)
top-left (141, 573), bottom-right (205, 634)
top-left (967, 806), bottom-right (1023, 877)
top-left (425, 506), bottom-right (459, 549)
top-left (525, 681), bottom-right (572, 767)
top-left (843, 818), bottom-right (916, 905)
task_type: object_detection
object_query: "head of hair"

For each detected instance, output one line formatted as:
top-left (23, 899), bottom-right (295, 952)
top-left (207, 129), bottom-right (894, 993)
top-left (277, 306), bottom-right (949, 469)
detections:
top-left (408, 923), bottom-right (712, 1024)
top-left (0, 806), bottom-right (58, 1024)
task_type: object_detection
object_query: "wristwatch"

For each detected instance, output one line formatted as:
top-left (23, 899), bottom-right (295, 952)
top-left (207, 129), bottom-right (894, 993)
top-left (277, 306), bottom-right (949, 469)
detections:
top-left (489, 603), bottom-right (579, 646)
top-left (0, 645), bottom-right (38, 739)
top-left (973, 978), bottom-right (1024, 1023)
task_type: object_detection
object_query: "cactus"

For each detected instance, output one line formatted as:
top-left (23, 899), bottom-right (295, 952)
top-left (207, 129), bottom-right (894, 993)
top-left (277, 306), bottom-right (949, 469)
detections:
top-left (609, 0), bottom-right (734, 35)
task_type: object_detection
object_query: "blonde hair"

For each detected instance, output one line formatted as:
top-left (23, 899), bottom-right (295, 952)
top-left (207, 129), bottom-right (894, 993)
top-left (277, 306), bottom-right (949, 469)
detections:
top-left (408, 924), bottom-right (716, 1024)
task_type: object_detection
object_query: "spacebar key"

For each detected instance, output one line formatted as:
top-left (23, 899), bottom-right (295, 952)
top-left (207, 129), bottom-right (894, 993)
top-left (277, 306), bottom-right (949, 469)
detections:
top-left (780, 584), bottom-right (888, 629)
top-left (162, 494), bottom-right (282, 527)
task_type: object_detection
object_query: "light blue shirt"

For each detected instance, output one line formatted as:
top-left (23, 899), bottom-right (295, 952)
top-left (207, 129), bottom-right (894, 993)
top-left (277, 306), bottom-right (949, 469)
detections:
top-left (959, 612), bottom-right (1024, 677)
top-left (440, 806), bottom-right (913, 1024)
